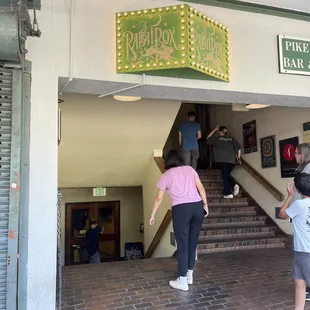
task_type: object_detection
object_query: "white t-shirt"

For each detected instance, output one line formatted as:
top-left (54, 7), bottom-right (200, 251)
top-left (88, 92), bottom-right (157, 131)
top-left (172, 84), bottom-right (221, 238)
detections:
top-left (292, 163), bottom-right (310, 202)
top-left (286, 198), bottom-right (310, 253)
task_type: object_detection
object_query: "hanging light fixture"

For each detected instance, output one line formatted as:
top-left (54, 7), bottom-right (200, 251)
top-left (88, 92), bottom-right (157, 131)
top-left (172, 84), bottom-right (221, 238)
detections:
top-left (113, 95), bottom-right (142, 102)
top-left (246, 104), bottom-right (270, 109)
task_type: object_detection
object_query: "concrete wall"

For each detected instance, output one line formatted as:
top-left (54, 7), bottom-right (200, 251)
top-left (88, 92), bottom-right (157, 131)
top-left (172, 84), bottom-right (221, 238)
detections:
top-left (58, 94), bottom-right (181, 187)
top-left (142, 156), bottom-right (175, 257)
top-left (60, 187), bottom-right (143, 262)
top-left (210, 104), bottom-right (310, 234)
top-left (53, 0), bottom-right (310, 98)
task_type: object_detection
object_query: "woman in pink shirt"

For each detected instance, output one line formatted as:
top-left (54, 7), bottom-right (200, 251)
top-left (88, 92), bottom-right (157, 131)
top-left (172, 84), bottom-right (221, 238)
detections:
top-left (149, 149), bottom-right (208, 292)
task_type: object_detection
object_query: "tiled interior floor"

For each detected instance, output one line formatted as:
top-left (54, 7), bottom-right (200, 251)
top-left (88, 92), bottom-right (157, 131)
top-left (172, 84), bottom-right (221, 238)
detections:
top-left (62, 248), bottom-right (310, 310)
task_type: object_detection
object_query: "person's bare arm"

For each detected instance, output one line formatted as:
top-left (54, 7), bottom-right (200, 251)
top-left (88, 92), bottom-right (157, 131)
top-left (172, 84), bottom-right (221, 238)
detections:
top-left (178, 131), bottom-right (182, 149)
top-left (195, 178), bottom-right (209, 217)
top-left (279, 184), bottom-right (294, 219)
top-left (207, 125), bottom-right (219, 139)
top-left (197, 130), bottom-right (202, 140)
top-left (149, 189), bottom-right (165, 225)
top-left (237, 149), bottom-right (241, 159)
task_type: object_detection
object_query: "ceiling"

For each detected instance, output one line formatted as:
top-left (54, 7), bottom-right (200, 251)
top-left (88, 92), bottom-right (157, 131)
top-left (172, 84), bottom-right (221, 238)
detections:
top-left (58, 77), bottom-right (310, 108)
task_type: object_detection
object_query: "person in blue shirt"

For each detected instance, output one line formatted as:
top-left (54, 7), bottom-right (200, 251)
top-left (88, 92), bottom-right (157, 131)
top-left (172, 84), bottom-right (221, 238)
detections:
top-left (85, 220), bottom-right (103, 264)
top-left (280, 173), bottom-right (310, 310)
top-left (178, 111), bottom-right (202, 170)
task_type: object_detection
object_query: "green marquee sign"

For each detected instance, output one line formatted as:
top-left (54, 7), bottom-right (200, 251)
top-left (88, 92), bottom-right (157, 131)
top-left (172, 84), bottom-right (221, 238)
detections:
top-left (116, 4), bottom-right (230, 82)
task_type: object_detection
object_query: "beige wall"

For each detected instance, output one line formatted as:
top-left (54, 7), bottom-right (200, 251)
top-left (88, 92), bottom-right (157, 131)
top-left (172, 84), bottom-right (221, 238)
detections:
top-left (143, 156), bottom-right (175, 258)
top-left (211, 105), bottom-right (310, 234)
top-left (58, 94), bottom-right (181, 188)
top-left (60, 187), bottom-right (143, 263)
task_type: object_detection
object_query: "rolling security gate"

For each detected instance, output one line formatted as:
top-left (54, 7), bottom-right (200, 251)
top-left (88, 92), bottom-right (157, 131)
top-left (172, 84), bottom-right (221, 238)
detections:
top-left (0, 0), bottom-right (39, 309)
top-left (0, 67), bottom-right (12, 309)
top-left (0, 64), bottom-right (28, 310)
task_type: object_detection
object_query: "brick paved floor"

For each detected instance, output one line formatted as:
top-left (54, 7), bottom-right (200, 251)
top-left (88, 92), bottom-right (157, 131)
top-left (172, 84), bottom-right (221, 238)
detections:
top-left (62, 248), bottom-right (310, 310)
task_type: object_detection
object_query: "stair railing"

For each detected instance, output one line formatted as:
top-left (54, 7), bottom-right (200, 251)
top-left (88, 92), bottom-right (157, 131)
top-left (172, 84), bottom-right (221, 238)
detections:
top-left (145, 208), bottom-right (172, 258)
top-left (240, 158), bottom-right (284, 201)
top-left (208, 145), bottom-right (284, 202)
top-left (145, 157), bottom-right (171, 259)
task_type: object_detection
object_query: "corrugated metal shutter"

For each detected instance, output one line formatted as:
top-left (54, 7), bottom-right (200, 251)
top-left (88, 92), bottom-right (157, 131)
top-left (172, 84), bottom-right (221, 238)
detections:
top-left (0, 67), bottom-right (12, 309)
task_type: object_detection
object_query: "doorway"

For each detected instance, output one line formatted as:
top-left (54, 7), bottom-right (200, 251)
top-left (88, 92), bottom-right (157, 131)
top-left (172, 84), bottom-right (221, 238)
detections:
top-left (65, 201), bottom-right (120, 265)
top-left (164, 102), bottom-right (213, 169)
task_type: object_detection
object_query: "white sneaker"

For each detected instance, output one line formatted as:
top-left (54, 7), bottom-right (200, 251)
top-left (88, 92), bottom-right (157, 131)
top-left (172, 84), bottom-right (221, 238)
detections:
top-left (187, 271), bottom-right (193, 285)
top-left (169, 277), bottom-right (189, 291)
top-left (233, 184), bottom-right (240, 196)
top-left (223, 194), bottom-right (233, 199)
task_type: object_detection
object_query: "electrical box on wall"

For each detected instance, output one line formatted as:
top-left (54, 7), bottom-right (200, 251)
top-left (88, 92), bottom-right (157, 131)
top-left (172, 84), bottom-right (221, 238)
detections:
top-left (93, 188), bottom-right (106, 196)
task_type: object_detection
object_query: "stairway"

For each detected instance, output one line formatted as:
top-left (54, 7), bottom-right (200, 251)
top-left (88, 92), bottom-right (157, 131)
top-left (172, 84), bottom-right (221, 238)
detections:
top-left (197, 169), bottom-right (286, 254)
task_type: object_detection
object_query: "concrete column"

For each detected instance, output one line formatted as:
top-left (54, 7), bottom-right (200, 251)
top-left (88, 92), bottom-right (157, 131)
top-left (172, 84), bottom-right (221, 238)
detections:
top-left (21, 2), bottom-right (59, 308)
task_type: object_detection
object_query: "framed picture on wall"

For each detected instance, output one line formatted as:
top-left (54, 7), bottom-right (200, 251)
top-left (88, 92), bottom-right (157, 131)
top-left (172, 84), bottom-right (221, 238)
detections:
top-left (260, 135), bottom-right (276, 168)
top-left (303, 122), bottom-right (310, 143)
top-left (243, 120), bottom-right (257, 154)
top-left (279, 136), bottom-right (299, 178)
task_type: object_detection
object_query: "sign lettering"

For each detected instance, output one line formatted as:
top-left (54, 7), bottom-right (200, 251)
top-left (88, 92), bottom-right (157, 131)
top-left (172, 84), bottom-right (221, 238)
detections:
top-left (123, 24), bottom-right (178, 62)
top-left (278, 35), bottom-right (310, 76)
top-left (116, 4), bottom-right (230, 81)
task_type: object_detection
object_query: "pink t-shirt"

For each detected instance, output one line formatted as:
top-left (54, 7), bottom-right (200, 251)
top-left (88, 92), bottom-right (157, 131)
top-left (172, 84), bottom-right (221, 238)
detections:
top-left (157, 166), bottom-right (202, 207)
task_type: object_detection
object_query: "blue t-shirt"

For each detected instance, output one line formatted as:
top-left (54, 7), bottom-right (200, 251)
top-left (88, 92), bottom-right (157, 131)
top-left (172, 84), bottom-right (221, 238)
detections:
top-left (179, 121), bottom-right (201, 151)
top-left (86, 226), bottom-right (102, 256)
top-left (286, 198), bottom-right (310, 253)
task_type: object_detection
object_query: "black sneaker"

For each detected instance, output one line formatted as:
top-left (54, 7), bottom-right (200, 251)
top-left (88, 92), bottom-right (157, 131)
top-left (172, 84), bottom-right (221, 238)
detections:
top-left (306, 287), bottom-right (310, 302)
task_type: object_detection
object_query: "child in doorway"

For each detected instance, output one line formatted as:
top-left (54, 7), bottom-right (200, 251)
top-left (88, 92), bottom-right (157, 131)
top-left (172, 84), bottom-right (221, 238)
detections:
top-left (85, 220), bottom-right (103, 264)
top-left (280, 173), bottom-right (310, 310)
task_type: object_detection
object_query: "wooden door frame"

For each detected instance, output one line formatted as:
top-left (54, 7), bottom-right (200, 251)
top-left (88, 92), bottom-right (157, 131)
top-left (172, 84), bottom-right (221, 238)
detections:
top-left (65, 203), bottom-right (94, 266)
top-left (65, 201), bottom-right (121, 265)
top-left (94, 201), bottom-right (121, 260)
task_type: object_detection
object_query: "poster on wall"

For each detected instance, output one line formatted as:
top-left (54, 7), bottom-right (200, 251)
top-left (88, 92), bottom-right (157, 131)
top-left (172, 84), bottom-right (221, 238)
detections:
top-left (243, 120), bottom-right (257, 154)
top-left (303, 122), bottom-right (310, 143)
top-left (260, 135), bottom-right (276, 168)
top-left (279, 136), bottom-right (299, 178)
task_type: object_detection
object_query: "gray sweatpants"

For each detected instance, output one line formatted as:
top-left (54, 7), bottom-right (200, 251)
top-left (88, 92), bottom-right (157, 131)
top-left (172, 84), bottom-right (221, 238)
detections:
top-left (182, 149), bottom-right (200, 170)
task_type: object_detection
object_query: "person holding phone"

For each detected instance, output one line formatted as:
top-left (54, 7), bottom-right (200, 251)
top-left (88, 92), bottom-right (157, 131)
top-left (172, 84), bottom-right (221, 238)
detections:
top-left (206, 125), bottom-right (241, 199)
top-left (149, 149), bottom-right (208, 292)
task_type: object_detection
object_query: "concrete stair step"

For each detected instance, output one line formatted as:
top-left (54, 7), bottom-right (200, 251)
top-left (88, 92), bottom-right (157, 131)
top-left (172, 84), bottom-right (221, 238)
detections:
top-left (197, 170), bottom-right (221, 176)
top-left (203, 215), bottom-right (267, 228)
top-left (202, 180), bottom-right (223, 184)
top-left (204, 186), bottom-right (224, 190)
top-left (208, 197), bottom-right (249, 206)
top-left (205, 190), bottom-right (245, 198)
top-left (197, 236), bottom-right (286, 254)
top-left (203, 184), bottom-right (224, 190)
top-left (199, 225), bottom-right (278, 241)
top-left (208, 206), bottom-right (257, 217)
top-left (200, 176), bottom-right (223, 181)
top-left (205, 189), bottom-right (223, 195)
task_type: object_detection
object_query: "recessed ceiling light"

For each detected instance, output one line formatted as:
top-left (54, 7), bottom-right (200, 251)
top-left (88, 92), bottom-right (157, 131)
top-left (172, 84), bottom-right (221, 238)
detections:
top-left (113, 95), bottom-right (141, 102)
top-left (246, 104), bottom-right (270, 109)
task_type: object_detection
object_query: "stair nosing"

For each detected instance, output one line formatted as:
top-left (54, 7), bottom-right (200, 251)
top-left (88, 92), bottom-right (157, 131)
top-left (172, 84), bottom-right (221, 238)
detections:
top-left (198, 235), bottom-right (286, 245)
top-left (201, 224), bottom-right (278, 231)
